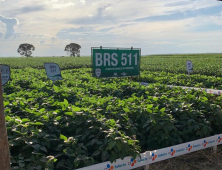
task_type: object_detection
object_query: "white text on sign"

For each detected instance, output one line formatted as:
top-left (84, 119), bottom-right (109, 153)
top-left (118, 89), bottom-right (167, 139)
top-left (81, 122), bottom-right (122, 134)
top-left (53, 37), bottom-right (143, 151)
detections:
top-left (49, 65), bottom-right (57, 72)
top-left (95, 53), bottom-right (138, 66)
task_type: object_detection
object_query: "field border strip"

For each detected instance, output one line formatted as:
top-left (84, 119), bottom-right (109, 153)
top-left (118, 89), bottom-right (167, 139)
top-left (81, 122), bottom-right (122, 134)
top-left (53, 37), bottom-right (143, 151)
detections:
top-left (76, 134), bottom-right (222, 170)
top-left (76, 151), bottom-right (149, 170)
top-left (139, 82), bottom-right (222, 95)
top-left (148, 135), bottom-right (221, 164)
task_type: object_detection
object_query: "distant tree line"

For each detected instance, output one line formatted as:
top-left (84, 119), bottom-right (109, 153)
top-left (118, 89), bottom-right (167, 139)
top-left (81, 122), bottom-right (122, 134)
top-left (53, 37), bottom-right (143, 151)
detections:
top-left (17, 43), bottom-right (81, 57)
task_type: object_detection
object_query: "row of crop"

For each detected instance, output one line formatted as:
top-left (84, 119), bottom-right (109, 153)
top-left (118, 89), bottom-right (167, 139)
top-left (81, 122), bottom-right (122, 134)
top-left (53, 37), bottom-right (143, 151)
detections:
top-left (4, 68), bottom-right (222, 169)
top-left (4, 68), bottom-right (222, 95)
top-left (141, 54), bottom-right (222, 76)
top-left (0, 57), bottom-right (91, 70)
top-left (1, 54), bottom-right (222, 76)
top-left (134, 70), bottom-right (222, 89)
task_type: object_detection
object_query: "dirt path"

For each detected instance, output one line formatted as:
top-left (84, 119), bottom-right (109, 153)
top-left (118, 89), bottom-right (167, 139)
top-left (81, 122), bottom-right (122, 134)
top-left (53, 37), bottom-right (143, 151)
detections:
top-left (135, 145), bottom-right (222, 170)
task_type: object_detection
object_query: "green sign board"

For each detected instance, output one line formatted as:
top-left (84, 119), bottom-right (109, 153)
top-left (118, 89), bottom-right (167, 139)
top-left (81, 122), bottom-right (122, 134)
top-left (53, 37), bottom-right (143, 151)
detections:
top-left (92, 47), bottom-right (141, 78)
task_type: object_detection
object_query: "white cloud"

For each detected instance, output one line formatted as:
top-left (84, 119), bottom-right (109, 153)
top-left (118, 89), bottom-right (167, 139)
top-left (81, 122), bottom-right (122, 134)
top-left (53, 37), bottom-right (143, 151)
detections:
top-left (0, 0), bottom-right (222, 56)
top-left (84, 12), bottom-right (93, 17)
top-left (0, 15), bottom-right (19, 39)
top-left (0, 31), bottom-right (3, 38)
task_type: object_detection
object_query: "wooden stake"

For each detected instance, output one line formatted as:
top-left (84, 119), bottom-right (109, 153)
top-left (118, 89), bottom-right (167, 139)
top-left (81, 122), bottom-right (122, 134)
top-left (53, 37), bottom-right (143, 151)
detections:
top-left (0, 71), bottom-right (11, 170)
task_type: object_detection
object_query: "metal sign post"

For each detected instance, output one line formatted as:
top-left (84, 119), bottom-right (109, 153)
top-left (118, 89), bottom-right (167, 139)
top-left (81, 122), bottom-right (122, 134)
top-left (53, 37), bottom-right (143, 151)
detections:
top-left (91, 47), bottom-right (141, 78)
top-left (0, 70), bottom-right (11, 170)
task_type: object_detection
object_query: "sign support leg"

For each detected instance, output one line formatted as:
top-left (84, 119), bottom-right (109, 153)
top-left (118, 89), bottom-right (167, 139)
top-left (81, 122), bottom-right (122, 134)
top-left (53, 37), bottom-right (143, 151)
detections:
top-left (144, 164), bottom-right (149, 170)
top-left (0, 72), bottom-right (11, 170)
top-left (212, 145), bottom-right (217, 154)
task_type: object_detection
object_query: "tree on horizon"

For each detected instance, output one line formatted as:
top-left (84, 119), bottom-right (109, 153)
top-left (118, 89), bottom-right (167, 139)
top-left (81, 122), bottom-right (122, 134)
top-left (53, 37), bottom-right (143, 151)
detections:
top-left (17, 43), bottom-right (35, 57)
top-left (64, 43), bottom-right (81, 57)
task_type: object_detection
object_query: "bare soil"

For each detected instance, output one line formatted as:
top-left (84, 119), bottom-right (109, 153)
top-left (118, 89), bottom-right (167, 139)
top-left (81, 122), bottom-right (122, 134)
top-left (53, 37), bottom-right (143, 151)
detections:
top-left (134, 145), bottom-right (222, 170)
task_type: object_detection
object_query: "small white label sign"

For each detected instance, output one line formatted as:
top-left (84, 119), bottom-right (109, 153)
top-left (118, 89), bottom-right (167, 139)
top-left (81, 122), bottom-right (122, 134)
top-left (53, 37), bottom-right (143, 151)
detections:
top-left (44, 63), bottom-right (62, 81)
top-left (186, 60), bottom-right (193, 73)
top-left (0, 65), bottom-right (10, 86)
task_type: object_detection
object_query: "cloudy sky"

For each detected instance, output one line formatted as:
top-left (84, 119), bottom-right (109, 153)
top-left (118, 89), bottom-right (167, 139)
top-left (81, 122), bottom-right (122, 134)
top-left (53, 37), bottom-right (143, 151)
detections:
top-left (0, 0), bottom-right (222, 57)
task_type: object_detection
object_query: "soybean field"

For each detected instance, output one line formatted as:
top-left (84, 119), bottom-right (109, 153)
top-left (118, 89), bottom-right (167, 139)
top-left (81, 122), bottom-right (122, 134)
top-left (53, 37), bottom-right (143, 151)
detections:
top-left (3, 53), bottom-right (222, 169)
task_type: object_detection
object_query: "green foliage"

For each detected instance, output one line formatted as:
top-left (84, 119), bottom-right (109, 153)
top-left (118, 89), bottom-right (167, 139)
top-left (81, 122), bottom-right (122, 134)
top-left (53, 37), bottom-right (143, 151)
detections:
top-left (135, 71), bottom-right (222, 89)
top-left (3, 54), bottom-right (222, 169)
top-left (1, 53), bottom-right (222, 76)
